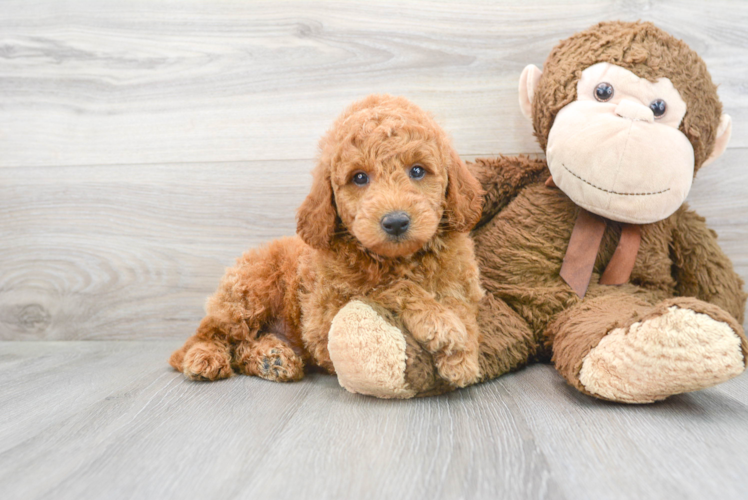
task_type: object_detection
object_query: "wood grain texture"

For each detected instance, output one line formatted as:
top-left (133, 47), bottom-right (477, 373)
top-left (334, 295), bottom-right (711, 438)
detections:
top-left (1, 0), bottom-right (747, 168)
top-left (1, 1), bottom-right (747, 340)
top-left (1, 150), bottom-right (746, 340)
top-left (2, 3), bottom-right (747, 499)
top-left (0, 341), bottom-right (746, 500)
top-left (0, 160), bottom-right (310, 340)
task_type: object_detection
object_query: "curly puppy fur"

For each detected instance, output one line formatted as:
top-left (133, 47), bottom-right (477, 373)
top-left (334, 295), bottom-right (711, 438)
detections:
top-left (170, 94), bottom-right (485, 387)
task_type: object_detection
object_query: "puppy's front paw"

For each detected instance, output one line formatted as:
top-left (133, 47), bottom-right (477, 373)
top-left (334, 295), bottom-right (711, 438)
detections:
top-left (412, 309), bottom-right (469, 354)
top-left (182, 341), bottom-right (234, 381)
top-left (435, 349), bottom-right (481, 388)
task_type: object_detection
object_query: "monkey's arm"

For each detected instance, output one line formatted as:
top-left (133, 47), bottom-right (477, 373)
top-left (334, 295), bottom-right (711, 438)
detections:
top-left (467, 155), bottom-right (549, 229)
top-left (670, 205), bottom-right (747, 324)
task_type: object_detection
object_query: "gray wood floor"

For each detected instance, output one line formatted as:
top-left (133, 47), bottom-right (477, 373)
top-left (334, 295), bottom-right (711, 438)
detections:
top-left (2, 1), bottom-right (748, 499)
top-left (2, 341), bottom-right (748, 500)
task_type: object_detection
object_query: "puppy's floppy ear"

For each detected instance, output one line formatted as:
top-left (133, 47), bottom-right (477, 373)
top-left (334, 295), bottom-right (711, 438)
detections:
top-left (444, 149), bottom-right (484, 232)
top-left (297, 160), bottom-right (337, 250)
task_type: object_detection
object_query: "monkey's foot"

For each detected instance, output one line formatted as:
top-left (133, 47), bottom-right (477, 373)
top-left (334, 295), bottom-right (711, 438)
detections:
top-left (328, 301), bottom-right (417, 399)
top-left (579, 305), bottom-right (745, 403)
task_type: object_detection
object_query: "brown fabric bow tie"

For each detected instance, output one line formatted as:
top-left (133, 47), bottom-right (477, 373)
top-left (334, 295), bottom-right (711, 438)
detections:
top-left (546, 178), bottom-right (642, 298)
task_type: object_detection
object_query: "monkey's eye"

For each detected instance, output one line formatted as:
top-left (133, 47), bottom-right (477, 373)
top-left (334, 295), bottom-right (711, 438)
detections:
top-left (351, 171), bottom-right (369, 186)
top-left (594, 82), bottom-right (614, 102)
top-left (649, 99), bottom-right (667, 118)
top-left (409, 164), bottom-right (426, 180)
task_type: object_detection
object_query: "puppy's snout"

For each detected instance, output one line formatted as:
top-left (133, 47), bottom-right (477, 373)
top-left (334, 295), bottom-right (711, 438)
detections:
top-left (381, 211), bottom-right (411, 237)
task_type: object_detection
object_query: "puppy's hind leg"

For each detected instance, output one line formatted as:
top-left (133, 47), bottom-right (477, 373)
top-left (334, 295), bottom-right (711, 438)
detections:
top-left (169, 316), bottom-right (235, 381)
top-left (170, 237), bottom-right (306, 382)
top-left (170, 286), bottom-right (254, 381)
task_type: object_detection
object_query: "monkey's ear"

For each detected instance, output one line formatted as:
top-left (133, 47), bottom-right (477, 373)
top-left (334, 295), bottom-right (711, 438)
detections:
top-left (702, 114), bottom-right (732, 168)
top-left (518, 64), bottom-right (543, 121)
top-left (296, 162), bottom-right (337, 250)
top-left (445, 150), bottom-right (484, 232)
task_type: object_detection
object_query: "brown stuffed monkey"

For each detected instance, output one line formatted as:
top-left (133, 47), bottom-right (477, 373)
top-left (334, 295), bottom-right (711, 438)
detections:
top-left (329, 21), bottom-right (748, 403)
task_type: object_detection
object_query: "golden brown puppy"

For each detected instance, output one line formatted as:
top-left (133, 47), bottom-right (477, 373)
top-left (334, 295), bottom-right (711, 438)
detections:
top-left (169, 94), bottom-right (485, 388)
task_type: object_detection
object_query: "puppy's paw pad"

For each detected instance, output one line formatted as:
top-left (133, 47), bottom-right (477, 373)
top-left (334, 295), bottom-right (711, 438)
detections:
top-left (182, 343), bottom-right (233, 381)
top-left (253, 343), bottom-right (304, 382)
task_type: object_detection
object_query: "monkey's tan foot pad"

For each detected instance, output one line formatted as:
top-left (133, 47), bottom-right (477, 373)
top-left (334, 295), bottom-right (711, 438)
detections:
top-left (328, 301), bottom-right (417, 399)
top-left (579, 306), bottom-right (745, 403)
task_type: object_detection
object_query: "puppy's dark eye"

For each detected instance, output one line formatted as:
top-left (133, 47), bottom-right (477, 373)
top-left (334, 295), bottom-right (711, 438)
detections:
top-left (409, 165), bottom-right (426, 180)
top-left (649, 99), bottom-right (667, 118)
top-left (351, 171), bottom-right (369, 186)
top-left (594, 82), bottom-right (614, 102)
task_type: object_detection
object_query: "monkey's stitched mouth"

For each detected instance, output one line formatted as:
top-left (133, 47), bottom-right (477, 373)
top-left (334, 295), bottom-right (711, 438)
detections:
top-left (562, 164), bottom-right (670, 196)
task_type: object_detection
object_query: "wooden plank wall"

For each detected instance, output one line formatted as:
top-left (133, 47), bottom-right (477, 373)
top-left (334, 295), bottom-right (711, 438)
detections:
top-left (1, 0), bottom-right (747, 340)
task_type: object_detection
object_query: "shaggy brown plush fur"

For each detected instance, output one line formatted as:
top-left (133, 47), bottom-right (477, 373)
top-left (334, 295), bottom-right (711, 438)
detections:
top-left (169, 94), bottom-right (485, 388)
top-left (392, 21), bottom-right (747, 401)
top-left (395, 153), bottom-right (747, 400)
top-left (532, 20), bottom-right (722, 168)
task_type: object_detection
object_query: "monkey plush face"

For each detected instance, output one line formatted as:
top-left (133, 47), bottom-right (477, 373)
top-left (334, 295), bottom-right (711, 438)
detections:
top-left (545, 62), bottom-right (693, 223)
top-left (518, 21), bottom-right (733, 224)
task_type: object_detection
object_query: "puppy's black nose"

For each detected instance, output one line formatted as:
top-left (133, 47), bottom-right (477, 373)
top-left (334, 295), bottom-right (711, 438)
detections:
top-left (381, 211), bottom-right (411, 237)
